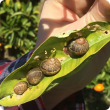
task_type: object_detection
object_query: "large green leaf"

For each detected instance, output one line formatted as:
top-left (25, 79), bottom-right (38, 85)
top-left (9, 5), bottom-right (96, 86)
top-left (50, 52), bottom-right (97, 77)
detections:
top-left (0, 7), bottom-right (5, 13)
top-left (1, 20), bottom-right (9, 27)
top-left (28, 31), bottom-right (35, 37)
top-left (0, 21), bottom-right (110, 106)
top-left (9, 32), bottom-right (15, 44)
top-left (26, 2), bottom-right (32, 14)
top-left (11, 12), bottom-right (27, 18)
top-left (21, 18), bottom-right (28, 25)
top-left (31, 15), bottom-right (40, 23)
top-left (0, 27), bottom-right (5, 32)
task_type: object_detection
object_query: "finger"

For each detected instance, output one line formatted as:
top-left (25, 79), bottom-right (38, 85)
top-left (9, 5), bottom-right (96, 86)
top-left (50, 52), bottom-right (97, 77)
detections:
top-left (36, 0), bottom-right (80, 48)
top-left (35, 0), bottom-right (110, 48)
top-left (40, 0), bottom-right (79, 22)
top-left (67, 0), bottom-right (110, 30)
top-left (57, 0), bottom-right (95, 17)
top-left (41, 0), bottom-right (95, 21)
top-left (36, 0), bottom-right (95, 48)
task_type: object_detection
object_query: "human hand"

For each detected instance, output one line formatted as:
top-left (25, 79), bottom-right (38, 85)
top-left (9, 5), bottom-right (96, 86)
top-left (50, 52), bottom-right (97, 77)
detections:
top-left (35, 0), bottom-right (110, 48)
top-left (35, 0), bottom-right (110, 109)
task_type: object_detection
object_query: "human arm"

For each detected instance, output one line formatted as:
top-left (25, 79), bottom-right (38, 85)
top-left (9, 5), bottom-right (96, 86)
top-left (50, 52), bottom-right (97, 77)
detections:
top-left (35, 0), bottom-right (110, 110)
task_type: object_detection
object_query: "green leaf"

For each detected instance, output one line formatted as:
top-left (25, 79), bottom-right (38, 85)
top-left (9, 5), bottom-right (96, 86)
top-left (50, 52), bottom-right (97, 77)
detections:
top-left (24, 39), bottom-right (31, 48)
top-left (6, 15), bottom-right (10, 21)
top-left (13, 27), bottom-right (20, 31)
top-left (4, 30), bottom-right (13, 38)
top-left (9, 18), bottom-right (16, 26)
top-left (1, 20), bottom-right (9, 27)
top-left (5, 8), bottom-right (14, 15)
top-left (11, 12), bottom-right (27, 18)
top-left (4, 44), bottom-right (12, 49)
top-left (0, 30), bottom-right (8, 36)
top-left (20, 40), bottom-right (23, 47)
top-left (96, 74), bottom-right (101, 80)
top-left (26, 2), bottom-right (32, 14)
top-left (100, 71), bottom-right (106, 79)
top-left (9, 0), bottom-right (14, 8)
top-left (0, 7), bottom-right (5, 15)
top-left (0, 27), bottom-right (5, 32)
top-left (16, 15), bottom-right (21, 24)
top-left (1, 21), bottom-right (110, 106)
top-left (25, 22), bottom-right (31, 27)
top-left (9, 32), bottom-right (14, 44)
top-left (18, 30), bottom-right (24, 38)
top-left (3, 2), bottom-right (6, 9)
top-left (17, 38), bottom-right (21, 47)
top-left (31, 15), bottom-right (40, 23)
top-left (32, 5), bottom-right (39, 14)
top-left (103, 74), bottom-right (110, 80)
top-left (18, 29), bottom-right (27, 37)
top-left (0, 10), bottom-right (5, 15)
top-left (104, 86), bottom-right (110, 90)
top-left (22, 25), bottom-right (28, 31)
top-left (14, 2), bottom-right (18, 12)
top-left (28, 31), bottom-right (35, 37)
top-left (21, 18), bottom-right (28, 25)
top-left (90, 78), bottom-right (97, 85)
top-left (21, 2), bottom-right (26, 12)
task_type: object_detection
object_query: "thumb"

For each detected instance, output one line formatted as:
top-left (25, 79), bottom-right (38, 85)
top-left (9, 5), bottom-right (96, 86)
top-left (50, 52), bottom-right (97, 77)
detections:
top-left (68, 0), bottom-right (110, 30)
top-left (90, 0), bottom-right (110, 21)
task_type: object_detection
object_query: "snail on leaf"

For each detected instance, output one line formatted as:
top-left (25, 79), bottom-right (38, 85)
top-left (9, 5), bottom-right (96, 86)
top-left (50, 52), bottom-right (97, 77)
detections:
top-left (26, 68), bottom-right (44, 85)
top-left (40, 58), bottom-right (61, 76)
top-left (67, 37), bottom-right (89, 56)
top-left (14, 81), bottom-right (28, 95)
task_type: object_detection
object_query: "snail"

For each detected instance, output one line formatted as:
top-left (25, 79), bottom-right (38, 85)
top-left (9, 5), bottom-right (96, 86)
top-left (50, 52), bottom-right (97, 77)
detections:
top-left (14, 81), bottom-right (28, 95)
top-left (26, 68), bottom-right (44, 85)
top-left (67, 37), bottom-right (89, 56)
top-left (40, 58), bottom-right (61, 75)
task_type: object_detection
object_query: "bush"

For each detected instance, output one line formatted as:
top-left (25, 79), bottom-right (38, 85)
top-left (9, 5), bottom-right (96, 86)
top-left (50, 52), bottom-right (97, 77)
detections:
top-left (86, 57), bottom-right (110, 98)
top-left (0, 0), bottom-right (39, 58)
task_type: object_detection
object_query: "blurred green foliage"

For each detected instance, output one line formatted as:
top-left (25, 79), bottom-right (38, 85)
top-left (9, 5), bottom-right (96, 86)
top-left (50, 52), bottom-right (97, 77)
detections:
top-left (86, 57), bottom-right (110, 99)
top-left (0, 0), bottom-right (39, 58)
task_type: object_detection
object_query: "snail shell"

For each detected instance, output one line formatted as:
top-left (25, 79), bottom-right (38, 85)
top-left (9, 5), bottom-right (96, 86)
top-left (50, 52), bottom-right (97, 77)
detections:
top-left (14, 81), bottom-right (28, 95)
top-left (67, 37), bottom-right (89, 56)
top-left (40, 58), bottom-right (61, 75)
top-left (26, 68), bottom-right (44, 85)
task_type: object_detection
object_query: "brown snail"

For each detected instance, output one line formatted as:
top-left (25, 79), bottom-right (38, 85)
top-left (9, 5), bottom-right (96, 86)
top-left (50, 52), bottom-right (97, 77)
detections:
top-left (14, 81), bottom-right (28, 95)
top-left (40, 58), bottom-right (61, 75)
top-left (67, 37), bottom-right (89, 56)
top-left (26, 68), bottom-right (44, 85)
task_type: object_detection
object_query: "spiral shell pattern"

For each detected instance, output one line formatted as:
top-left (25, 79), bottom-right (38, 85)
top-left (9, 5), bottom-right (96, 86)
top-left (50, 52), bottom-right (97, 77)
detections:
top-left (26, 68), bottom-right (44, 85)
top-left (67, 37), bottom-right (89, 56)
top-left (40, 58), bottom-right (61, 75)
top-left (14, 81), bottom-right (28, 95)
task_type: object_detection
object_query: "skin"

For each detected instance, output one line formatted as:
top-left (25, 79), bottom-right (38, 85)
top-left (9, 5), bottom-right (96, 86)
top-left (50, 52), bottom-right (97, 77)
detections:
top-left (35, 0), bottom-right (110, 109)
